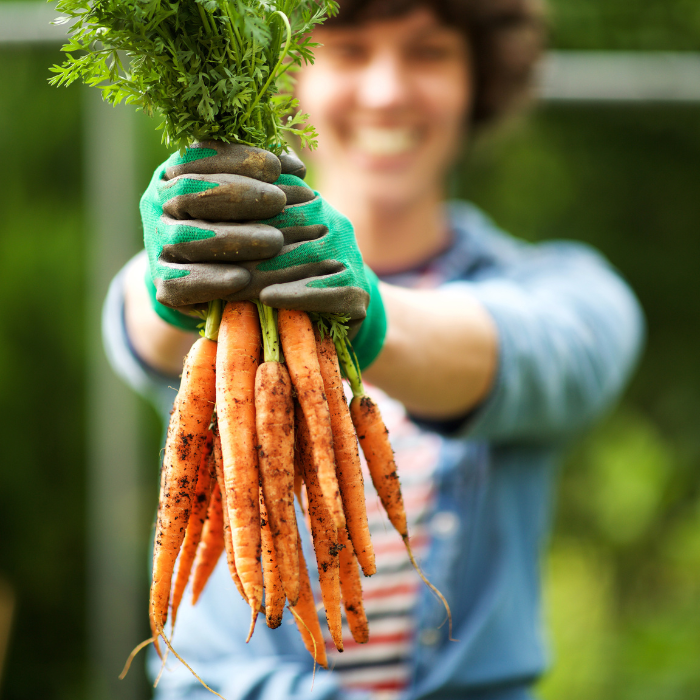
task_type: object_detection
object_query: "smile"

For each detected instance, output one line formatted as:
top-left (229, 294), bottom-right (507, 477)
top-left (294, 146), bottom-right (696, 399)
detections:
top-left (352, 127), bottom-right (419, 156)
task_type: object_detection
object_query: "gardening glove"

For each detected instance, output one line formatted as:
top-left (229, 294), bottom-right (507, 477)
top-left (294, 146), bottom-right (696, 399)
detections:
top-left (141, 142), bottom-right (386, 367)
top-left (227, 174), bottom-right (388, 368)
top-left (141, 141), bottom-right (295, 328)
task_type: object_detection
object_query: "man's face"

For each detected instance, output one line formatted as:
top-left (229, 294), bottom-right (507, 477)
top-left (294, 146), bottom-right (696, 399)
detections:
top-left (295, 6), bottom-right (473, 211)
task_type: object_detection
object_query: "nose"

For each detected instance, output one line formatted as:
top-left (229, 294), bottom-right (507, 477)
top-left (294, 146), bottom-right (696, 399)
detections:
top-left (356, 50), bottom-right (411, 110)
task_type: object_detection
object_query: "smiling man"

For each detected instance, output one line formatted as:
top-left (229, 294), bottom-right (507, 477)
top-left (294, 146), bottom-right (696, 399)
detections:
top-left (104, 1), bottom-right (645, 698)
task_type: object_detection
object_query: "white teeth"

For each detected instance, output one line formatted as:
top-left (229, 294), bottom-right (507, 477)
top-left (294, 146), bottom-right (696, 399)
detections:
top-left (353, 127), bottom-right (417, 156)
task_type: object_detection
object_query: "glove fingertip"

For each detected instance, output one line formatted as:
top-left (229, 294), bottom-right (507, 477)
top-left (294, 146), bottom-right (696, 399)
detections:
top-left (278, 150), bottom-right (306, 179)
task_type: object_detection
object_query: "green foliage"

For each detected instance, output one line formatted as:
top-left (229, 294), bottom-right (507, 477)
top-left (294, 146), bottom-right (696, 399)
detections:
top-left (0, 45), bottom-right (86, 700)
top-left (50, 0), bottom-right (338, 152)
top-left (458, 105), bottom-right (700, 699)
top-left (538, 409), bottom-right (700, 700)
top-left (547, 0), bottom-right (700, 50)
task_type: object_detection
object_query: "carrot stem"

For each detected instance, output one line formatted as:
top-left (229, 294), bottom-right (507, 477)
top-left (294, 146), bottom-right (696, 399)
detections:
top-left (204, 299), bottom-right (223, 341)
top-left (242, 10), bottom-right (292, 122)
top-left (255, 302), bottom-right (280, 363)
top-left (333, 334), bottom-right (364, 399)
top-left (310, 313), bottom-right (364, 399)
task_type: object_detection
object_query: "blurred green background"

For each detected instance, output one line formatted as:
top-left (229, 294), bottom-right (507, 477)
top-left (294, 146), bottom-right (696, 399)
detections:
top-left (0, 0), bottom-right (699, 698)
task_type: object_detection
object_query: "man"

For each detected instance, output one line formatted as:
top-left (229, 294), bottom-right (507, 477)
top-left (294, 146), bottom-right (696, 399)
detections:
top-left (105, 1), bottom-right (644, 697)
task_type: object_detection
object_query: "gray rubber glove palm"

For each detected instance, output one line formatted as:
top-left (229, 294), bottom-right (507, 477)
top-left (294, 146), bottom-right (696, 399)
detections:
top-left (142, 141), bottom-right (292, 310)
top-left (223, 173), bottom-right (371, 321)
top-left (142, 141), bottom-right (374, 322)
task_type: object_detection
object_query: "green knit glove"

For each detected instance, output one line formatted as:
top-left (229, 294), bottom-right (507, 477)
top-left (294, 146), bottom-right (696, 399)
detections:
top-left (235, 174), bottom-right (387, 368)
top-left (140, 142), bottom-right (288, 330)
top-left (139, 144), bottom-right (387, 366)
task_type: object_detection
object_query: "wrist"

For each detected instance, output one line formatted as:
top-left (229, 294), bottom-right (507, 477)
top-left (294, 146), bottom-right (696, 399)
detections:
top-left (350, 265), bottom-right (387, 370)
top-left (145, 270), bottom-right (202, 332)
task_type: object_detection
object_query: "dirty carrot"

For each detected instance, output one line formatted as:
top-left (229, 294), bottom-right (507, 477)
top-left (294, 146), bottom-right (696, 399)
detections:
top-left (350, 395), bottom-right (406, 533)
top-left (150, 336), bottom-right (217, 654)
top-left (314, 328), bottom-right (375, 577)
top-left (336, 335), bottom-right (455, 640)
top-left (171, 431), bottom-right (215, 626)
top-left (295, 403), bottom-right (344, 652)
top-left (212, 429), bottom-right (247, 604)
top-left (278, 309), bottom-right (345, 531)
top-left (191, 480), bottom-right (225, 606)
top-left (259, 486), bottom-right (286, 629)
top-left (255, 302), bottom-right (299, 605)
top-left (294, 438), bottom-right (306, 514)
top-left (290, 528), bottom-right (328, 669)
top-left (337, 526), bottom-right (369, 644)
top-left (294, 467), bottom-right (305, 513)
top-left (216, 300), bottom-right (263, 641)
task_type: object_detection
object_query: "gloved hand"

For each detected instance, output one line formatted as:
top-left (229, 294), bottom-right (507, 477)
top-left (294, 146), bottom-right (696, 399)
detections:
top-left (141, 141), bottom-right (386, 367)
top-left (141, 141), bottom-right (287, 319)
top-left (233, 172), bottom-right (388, 368)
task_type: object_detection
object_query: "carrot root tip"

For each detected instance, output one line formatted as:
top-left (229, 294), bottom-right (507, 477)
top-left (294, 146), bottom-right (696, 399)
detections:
top-left (119, 636), bottom-right (154, 680)
top-left (245, 603), bottom-right (258, 643)
top-left (289, 605), bottom-right (322, 684)
top-left (403, 535), bottom-right (456, 642)
top-left (158, 630), bottom-right (227, 699)
top-left (153, 647), bottom-right (169, 688)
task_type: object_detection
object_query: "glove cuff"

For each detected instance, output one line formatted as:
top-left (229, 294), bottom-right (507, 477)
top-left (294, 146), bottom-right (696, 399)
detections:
top-left (144, 269), bottom-right (202, 332)
top-left (352, 266), bottom-right (387, 370)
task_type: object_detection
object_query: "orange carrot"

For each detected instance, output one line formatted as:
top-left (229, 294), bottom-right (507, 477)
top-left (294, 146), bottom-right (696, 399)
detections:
top-left (294, 441), bottom-right (306, 514)
top-left (212, 430), bottom-right (247, 604)
top-left (171, 431), bottom-right (215, 626)
top-left (255, 358), bottom-right (299, 605)
top-left (314, 329), bottom-right (375, 577)
top-left (290, 530), bottom-right (328, 669)
top-left (216, 301), bottom-right (263, 639)
top-left (150, 336), bottom-right (216, 653)
top-left (191, 480), bottom-right (225, 606)
top-left (350, 393), bottom-right (454, 639)
top-left (350, 396), bottom-right (406, 537)
top-left (259, 487), bottom-right (285, 629)
top-left (278, 309), bottom-right (345, 531)
top-left (337, 526), bottom-right (369, 644)
top-left (294, 472), bottom-right (304, 509)
top-left (296, 403), bottom-right (343, 652)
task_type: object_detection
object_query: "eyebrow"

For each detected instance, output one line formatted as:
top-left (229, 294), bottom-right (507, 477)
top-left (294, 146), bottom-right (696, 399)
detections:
top-left (318, 20), bottom-right (459, 45)
top-left (411, 24), bottom-right (460, 40)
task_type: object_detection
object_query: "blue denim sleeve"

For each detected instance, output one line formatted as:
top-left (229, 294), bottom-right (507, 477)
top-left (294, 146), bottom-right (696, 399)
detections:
top-left (102, 251), bottom-right (187, 417)
top-left (446, 240), bottom-right (645, 442)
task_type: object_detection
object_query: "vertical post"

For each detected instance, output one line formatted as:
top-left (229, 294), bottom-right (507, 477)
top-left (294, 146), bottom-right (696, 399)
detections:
top-left (84, 88), bottom-right (146, 700)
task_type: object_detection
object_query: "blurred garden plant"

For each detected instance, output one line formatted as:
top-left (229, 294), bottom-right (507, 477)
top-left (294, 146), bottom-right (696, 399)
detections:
top-left (50, 0), bottom-right (338, 152)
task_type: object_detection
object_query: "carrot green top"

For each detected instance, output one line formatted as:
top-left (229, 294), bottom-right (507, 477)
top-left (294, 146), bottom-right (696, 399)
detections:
top-left (50, 0), bottom-right (338, 153)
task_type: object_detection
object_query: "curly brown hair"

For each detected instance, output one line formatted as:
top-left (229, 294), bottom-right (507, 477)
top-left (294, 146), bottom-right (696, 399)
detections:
top-left (324, 0), bottom-right (547, 128)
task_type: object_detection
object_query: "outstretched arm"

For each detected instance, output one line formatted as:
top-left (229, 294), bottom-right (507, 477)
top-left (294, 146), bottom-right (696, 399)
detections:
top-left (123, 253), bottom-right (198, 377)
top-left (124, 235), bottom-right (643, 444)
top-left (368, 240), bottom-right (644, 442)
top-left (364, 283), bottom-right (499, 420)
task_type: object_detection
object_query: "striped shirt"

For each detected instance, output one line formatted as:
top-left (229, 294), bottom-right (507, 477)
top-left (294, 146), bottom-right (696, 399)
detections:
top-left (321, 383), bottom-right (442, 700)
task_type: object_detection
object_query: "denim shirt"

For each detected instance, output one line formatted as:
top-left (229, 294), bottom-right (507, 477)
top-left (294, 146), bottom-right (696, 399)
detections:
top-left (103, 202), bottom-right (644, 700)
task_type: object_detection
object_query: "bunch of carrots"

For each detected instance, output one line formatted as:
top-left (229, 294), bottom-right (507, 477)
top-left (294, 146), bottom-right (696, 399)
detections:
top-left (49, 0), bottom-right (449, 692)
top-left (139, 298), bottom-right (450, 689)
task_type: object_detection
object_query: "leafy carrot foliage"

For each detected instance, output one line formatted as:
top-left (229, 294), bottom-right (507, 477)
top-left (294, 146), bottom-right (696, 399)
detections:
top-left (50, 0), bottom-right (338, 153)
